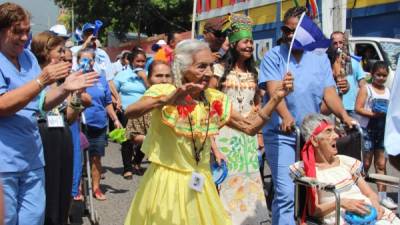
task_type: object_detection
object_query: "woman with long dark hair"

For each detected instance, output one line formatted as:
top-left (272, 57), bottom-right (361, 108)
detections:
top-left (210, 14), bottom-right (268, 224)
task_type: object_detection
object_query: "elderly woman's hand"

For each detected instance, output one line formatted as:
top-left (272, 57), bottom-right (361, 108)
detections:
top-left (371, 199), bottom-right (384, 220)
top-left (273, 72), bottom-right (294, 99)
top-left (341, 199), bottom-right (371, 216)
top-left (38, 62), bottom-right (71, 86)
top-left (163, 83), bottom-right (206, 106)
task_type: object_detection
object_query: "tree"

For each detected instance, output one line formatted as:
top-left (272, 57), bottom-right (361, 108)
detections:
top-left (53, 0), bottom-right (193, 44)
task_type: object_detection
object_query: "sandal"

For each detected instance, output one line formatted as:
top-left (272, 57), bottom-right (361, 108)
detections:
top-left (123, 171), bottom-right (133, 180)
top-left (73, 193), bottom-right (84, 201)
top-left (93, 188), bottom-right (106, 201)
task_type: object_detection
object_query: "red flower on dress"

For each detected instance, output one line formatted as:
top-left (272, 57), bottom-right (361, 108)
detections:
top-left (210, 100), bottom-right (223, 117)
top-left (177, 95), bottom-right (196, 118)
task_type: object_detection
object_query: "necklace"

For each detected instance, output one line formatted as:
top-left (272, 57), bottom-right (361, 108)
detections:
top-left (187, 100), bottom-right (211, 165)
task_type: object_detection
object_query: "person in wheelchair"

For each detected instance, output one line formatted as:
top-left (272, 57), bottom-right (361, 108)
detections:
top-left (290, 114), bottom-right (399, 224)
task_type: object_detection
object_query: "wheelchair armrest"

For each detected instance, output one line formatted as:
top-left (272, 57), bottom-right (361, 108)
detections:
top-left (293, 176), bottom-right (336, 192)
top-left (366, 173), bottom-right (400, 187)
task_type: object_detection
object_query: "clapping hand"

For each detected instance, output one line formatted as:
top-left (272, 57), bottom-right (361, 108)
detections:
top-left (38, 61), bottom-right (71, 86)
top-left (62, 71), bottom-right (99, 92)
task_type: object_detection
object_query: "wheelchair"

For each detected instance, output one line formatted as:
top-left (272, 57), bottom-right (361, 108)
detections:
top-left (290, 125), bottom-right (400, 225)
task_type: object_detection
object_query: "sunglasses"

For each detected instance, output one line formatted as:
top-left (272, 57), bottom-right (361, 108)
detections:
top-left (281, 26), bottom-right (296, 34)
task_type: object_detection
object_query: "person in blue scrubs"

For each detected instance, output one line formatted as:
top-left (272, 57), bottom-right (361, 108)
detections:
top-left (258, 7), bottom-right (354, 225)
top-left (0, 3), bottom-right (98, 225)
top-left (113, 49), bottom-right (148, 178)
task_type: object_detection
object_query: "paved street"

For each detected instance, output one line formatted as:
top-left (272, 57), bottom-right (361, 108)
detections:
top-left (73, 141), bottom-right (400, 225)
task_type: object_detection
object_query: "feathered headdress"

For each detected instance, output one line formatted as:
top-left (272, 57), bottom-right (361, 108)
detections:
top-left (222, 13), bottom-right (253, 43)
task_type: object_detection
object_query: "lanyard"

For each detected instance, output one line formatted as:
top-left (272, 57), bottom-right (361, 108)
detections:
top-left (188, 101), bottom-right (211, 165)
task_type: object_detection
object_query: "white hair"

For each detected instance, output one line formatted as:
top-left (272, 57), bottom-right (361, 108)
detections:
top-left (172, 39), bottom-right (210, 87)
top-left (300, 114), bottom-right (333, 141)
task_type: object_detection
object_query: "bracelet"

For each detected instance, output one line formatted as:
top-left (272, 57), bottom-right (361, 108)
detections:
top-left (258, 111), bottom-right (271, 121)
top-left (69, 103), bottom-right (85, 112)
top-left (36, 79), bottom-right (44, 89)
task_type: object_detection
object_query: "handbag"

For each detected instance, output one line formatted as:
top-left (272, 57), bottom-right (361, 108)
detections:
top-left (211, 160), bottom-right (228, 185)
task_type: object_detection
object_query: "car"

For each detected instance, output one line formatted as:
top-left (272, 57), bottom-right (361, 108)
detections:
top-left (349, 37), bottom-right (400, 89)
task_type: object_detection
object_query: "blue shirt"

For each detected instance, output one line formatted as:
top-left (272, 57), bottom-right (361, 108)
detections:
top-left (113, 68), bottom-right (147, 110)
top-left (71, 46), bottom-right (114, 81)
top-left (342, 58), bottom-right (366, 111)
top-left (258, 45), bottom-right (336, 144)
top-left (84, 75), bottom-right (112, 129)
top-left (0, 49), bottom-right (44, 172)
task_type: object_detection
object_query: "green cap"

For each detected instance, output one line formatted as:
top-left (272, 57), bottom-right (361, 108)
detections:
top-left (222, 13), bottom-right (253, 43)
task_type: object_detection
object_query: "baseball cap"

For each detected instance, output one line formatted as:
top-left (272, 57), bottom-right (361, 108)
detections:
top-left (82, 23), bottom-right (95, 33)
top-left (49, 24), bottom-right (70, 38)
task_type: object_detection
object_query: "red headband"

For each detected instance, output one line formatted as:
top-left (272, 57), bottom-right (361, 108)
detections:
top-left (301, 120), bottom-right (331, 222)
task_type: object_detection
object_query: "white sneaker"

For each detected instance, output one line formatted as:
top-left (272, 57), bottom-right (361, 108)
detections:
top-left (380, 196), bottom-right (398, 210)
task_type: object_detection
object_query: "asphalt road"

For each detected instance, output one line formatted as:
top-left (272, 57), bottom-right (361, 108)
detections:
top-left (73, 142), bottom-right (400, 225)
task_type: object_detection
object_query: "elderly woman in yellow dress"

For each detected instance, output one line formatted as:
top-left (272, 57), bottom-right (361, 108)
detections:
top-left (290, 113), bottom-right (399, 225)
top-left (123, 39), bottom-right (293, 225)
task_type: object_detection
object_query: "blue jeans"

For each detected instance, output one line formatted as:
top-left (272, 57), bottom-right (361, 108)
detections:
top-left (0, 168), bottom-right (45, 225)
top-left (265, 141), bottom-right (296, 225)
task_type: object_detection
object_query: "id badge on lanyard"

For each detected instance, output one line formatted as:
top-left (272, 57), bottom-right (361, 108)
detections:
top-left (46, 110), bottom-right (65, 128)
top-left (189, 171), bottom-right (205, 192)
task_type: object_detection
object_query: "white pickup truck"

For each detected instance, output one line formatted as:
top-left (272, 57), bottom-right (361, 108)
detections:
top-left (349, 37), bottom-right (400, 89)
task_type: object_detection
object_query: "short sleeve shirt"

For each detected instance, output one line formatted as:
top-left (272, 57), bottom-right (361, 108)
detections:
top-left (0, 49), bottom-right (44, 172)
top-left (113, 68), bottom-right (147, 110)
top-left (258, 45), bottom-right (336, 144)
top-left (342, 58), bottom-right (366, 111)
top-left (83, 74), bottom-right (112, 129)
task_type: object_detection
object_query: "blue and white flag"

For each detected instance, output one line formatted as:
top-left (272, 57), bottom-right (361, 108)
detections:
top-left (286, 13), bottom-right (331, 72)
top-left (291, 13), bottom-right (331, 52)
top-left (384, 57), bottom-right (400, 156)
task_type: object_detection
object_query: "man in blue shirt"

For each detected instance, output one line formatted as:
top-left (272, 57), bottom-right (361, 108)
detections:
top-left (330, 31), bottom-right (366, 116)
top-left (258, 7), bottom-right (354, 225)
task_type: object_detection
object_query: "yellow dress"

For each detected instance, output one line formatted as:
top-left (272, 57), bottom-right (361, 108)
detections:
top-left (124, 84), bottom-right (233, 225)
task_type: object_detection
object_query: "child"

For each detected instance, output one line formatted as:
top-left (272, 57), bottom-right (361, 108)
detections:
top-left (124, 60), bottom-right (173, 176)
top-left (355, 61), bottom-right (396, 209)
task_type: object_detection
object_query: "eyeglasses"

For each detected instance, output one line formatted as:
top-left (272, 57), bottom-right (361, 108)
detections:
top-left (281, 26), bottom-right (296, 34)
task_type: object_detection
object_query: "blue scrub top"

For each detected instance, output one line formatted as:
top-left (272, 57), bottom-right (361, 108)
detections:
top-left (258, 44), bottom-right (336, 144)
top-left (113, 68), bottom-right (146, 110)
top-left (0, 49), bottom-right (44, 172)
top-left (84, 75), bottom-right (112, 129)
top-left (342, 58), bottom-right (366, 111)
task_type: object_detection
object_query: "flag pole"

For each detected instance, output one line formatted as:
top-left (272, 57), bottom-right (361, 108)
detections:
top-left (191, 0), bottom-right (198, 39)
top-left (286, 12), bottom-right (306, 72)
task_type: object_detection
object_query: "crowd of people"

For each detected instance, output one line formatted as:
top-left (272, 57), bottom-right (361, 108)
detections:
top-left (0, 2), bottom-right (399, 225)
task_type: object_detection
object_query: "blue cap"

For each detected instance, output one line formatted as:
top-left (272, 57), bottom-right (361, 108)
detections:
top-left (82, 23), bottom-right (95, 33)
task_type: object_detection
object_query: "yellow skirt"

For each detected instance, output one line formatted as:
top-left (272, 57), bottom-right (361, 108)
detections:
top-left (124, 163), bottom-right (232, 225)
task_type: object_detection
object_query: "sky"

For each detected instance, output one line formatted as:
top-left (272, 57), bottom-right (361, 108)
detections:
top-left (0, 0), bottom-right (60, 34)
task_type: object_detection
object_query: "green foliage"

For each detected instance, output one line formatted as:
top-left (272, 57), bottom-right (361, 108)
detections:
top-left (53, 0), bottom-right (192, 43)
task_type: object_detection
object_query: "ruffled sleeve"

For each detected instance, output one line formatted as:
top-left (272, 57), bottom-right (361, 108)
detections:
top-left (143, 83), bottom-right (176, 98)
top-left (204, 88), bottom-right (232, 127)
top-left (158, 88), bottom-right (232, 138)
